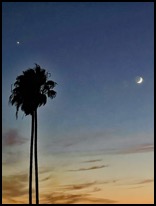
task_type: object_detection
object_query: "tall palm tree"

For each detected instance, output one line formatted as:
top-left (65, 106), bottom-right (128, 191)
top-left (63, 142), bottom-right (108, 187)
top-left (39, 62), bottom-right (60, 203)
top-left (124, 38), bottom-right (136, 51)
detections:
top-left (9, 64), bottom-right (57, 204)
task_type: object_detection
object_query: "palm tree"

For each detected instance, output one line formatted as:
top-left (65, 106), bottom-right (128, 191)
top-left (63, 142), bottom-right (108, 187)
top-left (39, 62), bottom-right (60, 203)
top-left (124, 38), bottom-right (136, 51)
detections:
top-left (9, 64), bottom-right (57, 204)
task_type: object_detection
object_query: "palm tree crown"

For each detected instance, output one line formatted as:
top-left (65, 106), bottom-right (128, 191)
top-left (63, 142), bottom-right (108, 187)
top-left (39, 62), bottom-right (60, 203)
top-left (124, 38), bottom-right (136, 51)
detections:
top-left (9, 64), bottom-right (57, 118)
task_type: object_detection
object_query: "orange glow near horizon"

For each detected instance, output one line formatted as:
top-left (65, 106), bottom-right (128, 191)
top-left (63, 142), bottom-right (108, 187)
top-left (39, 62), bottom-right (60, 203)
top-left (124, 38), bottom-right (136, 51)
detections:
top-left (2, 150), bottom-right (154, 204)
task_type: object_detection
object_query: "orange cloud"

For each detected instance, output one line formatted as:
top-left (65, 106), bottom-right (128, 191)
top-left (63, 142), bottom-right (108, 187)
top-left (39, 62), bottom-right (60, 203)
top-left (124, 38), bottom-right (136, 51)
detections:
top-left (42, 193), bottom-right (117, 204)
top-left (2, 173), bottom-right (28, 200)
top-left (2, 171), bottom-right (119, 204)
top-left (92, 187), bottom-right (101, 192)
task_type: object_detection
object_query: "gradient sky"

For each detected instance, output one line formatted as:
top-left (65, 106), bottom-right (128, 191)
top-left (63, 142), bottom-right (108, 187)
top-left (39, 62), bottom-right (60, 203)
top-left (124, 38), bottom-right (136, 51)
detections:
top-left (2, 2), bottom-right (154, 204)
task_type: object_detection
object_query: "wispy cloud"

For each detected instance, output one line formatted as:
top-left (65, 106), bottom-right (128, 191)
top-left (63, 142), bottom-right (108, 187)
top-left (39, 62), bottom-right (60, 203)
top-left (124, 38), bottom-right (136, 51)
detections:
top-left (2, 129), bottom-right (28, 165)
top-left (136, 179), bottom-right (154, 185)
top-left (42, 193), bottom-right (88, 204)
top-left (81, 159), bottom-right (103, 163)
top-left (128, 186), bottom-right (144, 189)
top-left (116, 143), bottom-right (154, 155)
top-left (2, 129), bottom-right (27, 146)
top-left (2, 170), bottom-right (119, 204)
top-left (79, 197), bottom-right (118, 204)
top-left (117, 178), bottom-right (154, 187)
top-left (2, 173), bottom-right (28, 199)
top-left (67, 164), bottom-right (109, 172)
top-left (62, 182), bottom-right (96, 190)
top-left (99, 179), bottom-right (119, 184)
top-left (61, 179), bottom-right (118, 191)
top-left (41, 175), bottom-right (52, 182)
top-left (42, 193), bottom-right (117, 204)
top-left (92, 187), bottom-right (101, 192)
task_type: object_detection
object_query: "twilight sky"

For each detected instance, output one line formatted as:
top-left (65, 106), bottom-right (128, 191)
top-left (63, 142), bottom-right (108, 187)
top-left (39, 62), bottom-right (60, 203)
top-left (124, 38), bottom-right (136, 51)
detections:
top-left (2, 2), bottom-right (154, 204)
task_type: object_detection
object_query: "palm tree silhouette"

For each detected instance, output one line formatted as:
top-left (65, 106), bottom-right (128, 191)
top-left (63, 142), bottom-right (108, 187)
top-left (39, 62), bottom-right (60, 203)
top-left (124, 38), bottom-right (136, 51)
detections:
top-left (9, 64), bottom-right (57, 204)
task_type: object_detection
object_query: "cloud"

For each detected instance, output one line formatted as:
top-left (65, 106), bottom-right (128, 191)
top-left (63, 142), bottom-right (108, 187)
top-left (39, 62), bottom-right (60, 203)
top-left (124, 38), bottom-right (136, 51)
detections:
top-left (79, 197), bottom-right (118, 204)
top-left (117, 178), bottom-right (154, 187)
top-left (39, 167), bottom-right (52, 174)
top-left (92, 187), bottom-right (101, 192)
top-left (136, 179), bottom-right (154, 185)
top-left (99, 179), bottom-right (119, 184)
top-left (116, 143), bottom-right (154, 155)
top-left (2, 129), bottom-right (28, 165)
top-left (42, 193), bottom-right (88, 204)
top-left (128, 186), bottom-right (144, 189)
top-left (62, 182), bottom-right (96, 190)
top-left (41, 175), bottom-right (52, 182)
top-left (67, 164), bottom-right (109, 172)
top-left (42, 193), bottom-right (117, 204)
top-left (81, 159), bottom-right (103, 163)
top-left (3, 129), bottom-right (28, 146)
top-left (2, 173), bottom-right (28, 199)
top-left (2, 172), bottom-right (118, 204)
top-left (60, 179), bottom-right (119, 193)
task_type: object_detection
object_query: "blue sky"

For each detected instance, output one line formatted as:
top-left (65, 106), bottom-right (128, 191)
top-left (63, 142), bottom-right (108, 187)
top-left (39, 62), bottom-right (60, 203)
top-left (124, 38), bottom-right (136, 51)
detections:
top-left (2, 2), bottom-right (154, 204)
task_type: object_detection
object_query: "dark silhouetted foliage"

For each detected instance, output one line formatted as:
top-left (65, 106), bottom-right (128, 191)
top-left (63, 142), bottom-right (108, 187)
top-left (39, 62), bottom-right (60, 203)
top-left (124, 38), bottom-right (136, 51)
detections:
top-left (9, 64), bottom-right (57, 204)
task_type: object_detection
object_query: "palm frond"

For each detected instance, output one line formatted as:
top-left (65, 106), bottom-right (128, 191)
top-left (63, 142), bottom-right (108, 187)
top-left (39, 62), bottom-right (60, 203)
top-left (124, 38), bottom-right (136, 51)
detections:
top-left (45, 80), bottom-right (57, 89)
top-left (48, 90), bottom-right (57, 99)
top-left (37, 94), bottom-right (47, 106)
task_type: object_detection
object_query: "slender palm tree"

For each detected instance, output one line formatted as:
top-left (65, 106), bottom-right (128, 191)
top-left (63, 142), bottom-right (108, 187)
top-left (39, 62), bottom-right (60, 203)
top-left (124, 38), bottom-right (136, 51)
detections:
top-left (9, 64), bottom-right (57, 204)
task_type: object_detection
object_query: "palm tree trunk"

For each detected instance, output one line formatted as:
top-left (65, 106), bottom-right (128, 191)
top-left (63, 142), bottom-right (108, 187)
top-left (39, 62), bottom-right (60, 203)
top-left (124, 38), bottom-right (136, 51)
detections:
top-left (29, 112), bottom-right (35, 204)
top-left (34, 109), bottom-right (39, 204)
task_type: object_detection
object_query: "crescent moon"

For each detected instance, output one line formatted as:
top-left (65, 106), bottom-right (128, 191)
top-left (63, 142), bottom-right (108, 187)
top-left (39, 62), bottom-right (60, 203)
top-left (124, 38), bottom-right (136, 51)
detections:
top-left (136, 77), bottom-right (143, 84)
